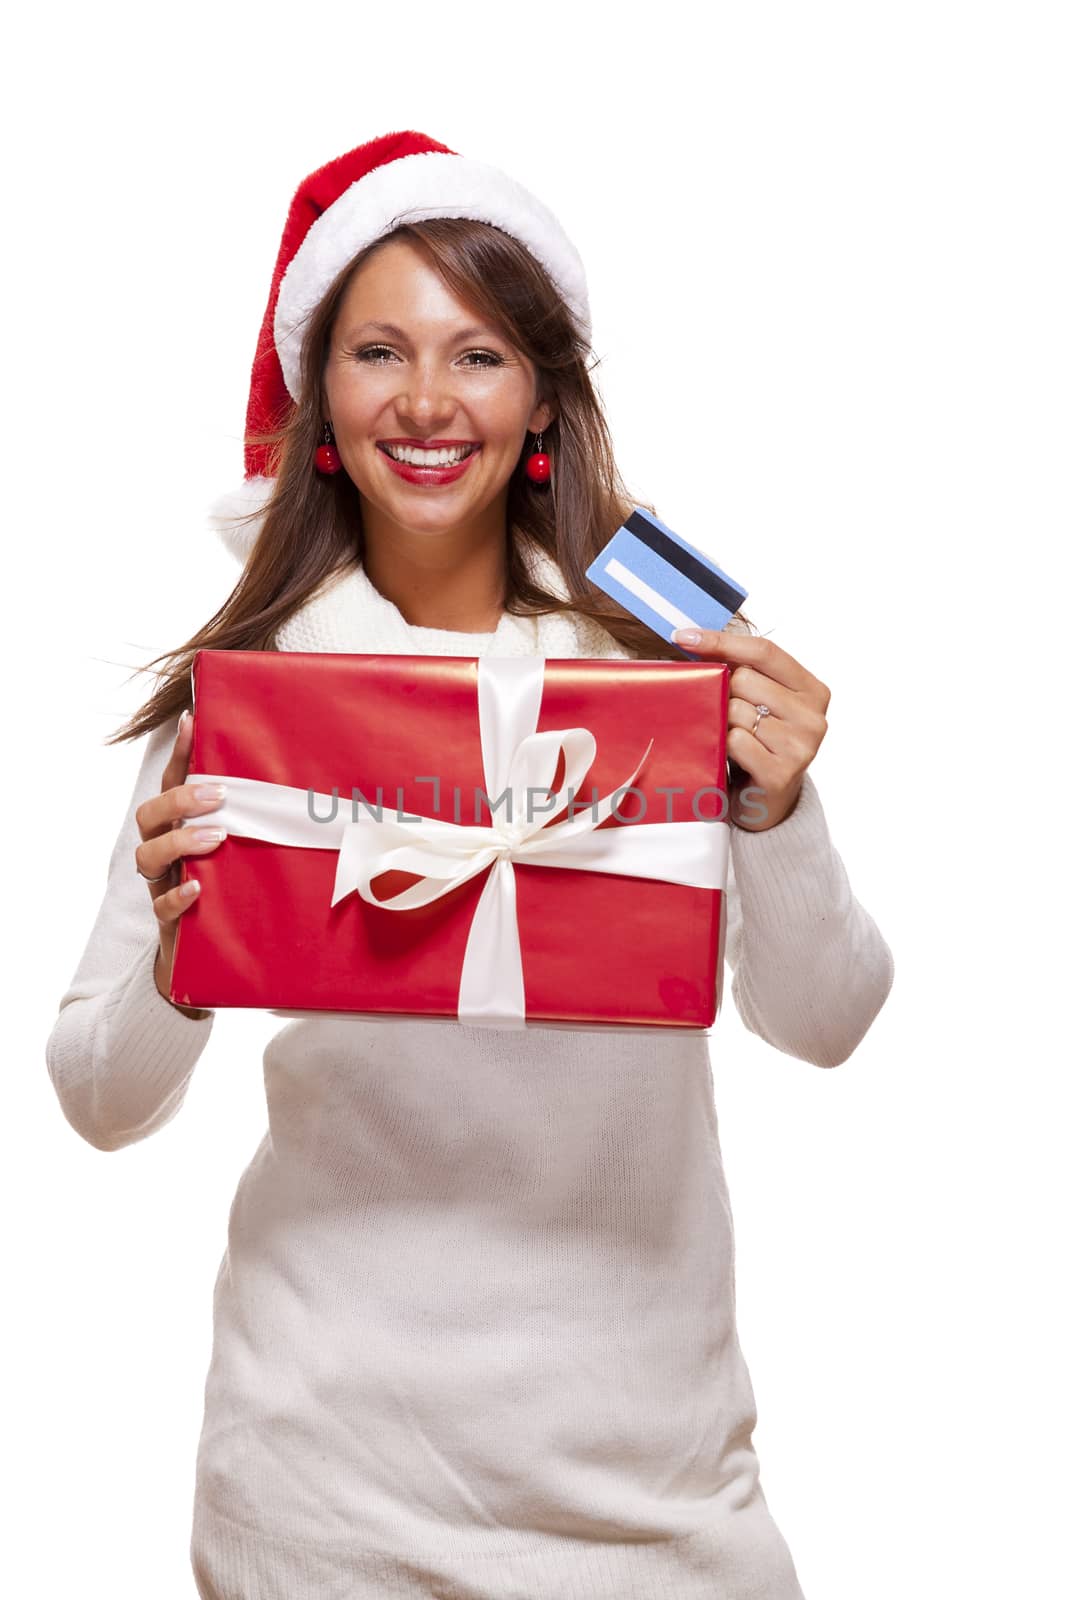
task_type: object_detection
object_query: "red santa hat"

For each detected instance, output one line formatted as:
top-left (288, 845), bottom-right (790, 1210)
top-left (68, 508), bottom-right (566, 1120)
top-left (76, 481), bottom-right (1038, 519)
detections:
top-left (210, 129), bottom-right (592, 564)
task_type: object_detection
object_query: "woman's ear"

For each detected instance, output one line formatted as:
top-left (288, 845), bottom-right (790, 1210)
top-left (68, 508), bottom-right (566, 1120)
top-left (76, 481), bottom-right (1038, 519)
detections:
top-left (531, 398), bottom-right (558, 435)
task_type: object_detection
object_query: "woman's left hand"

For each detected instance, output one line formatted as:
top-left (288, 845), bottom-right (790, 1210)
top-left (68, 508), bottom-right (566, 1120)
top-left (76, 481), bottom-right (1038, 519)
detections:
top-left (671, 628), bottom-right (831, 832)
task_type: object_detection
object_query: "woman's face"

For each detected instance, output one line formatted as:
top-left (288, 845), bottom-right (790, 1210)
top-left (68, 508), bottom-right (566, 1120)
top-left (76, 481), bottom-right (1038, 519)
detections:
top-left (323, 238), bottom-right (554, 543)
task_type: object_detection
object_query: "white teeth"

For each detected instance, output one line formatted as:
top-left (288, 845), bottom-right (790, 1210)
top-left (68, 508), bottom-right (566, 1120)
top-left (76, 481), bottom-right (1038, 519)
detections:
top-left (382, 443), bottom-right (476, 466)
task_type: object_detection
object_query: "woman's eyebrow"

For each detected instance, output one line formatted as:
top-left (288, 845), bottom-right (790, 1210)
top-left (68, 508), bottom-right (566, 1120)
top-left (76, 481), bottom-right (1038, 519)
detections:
top-left (345, 319), bottom-right (501, 343)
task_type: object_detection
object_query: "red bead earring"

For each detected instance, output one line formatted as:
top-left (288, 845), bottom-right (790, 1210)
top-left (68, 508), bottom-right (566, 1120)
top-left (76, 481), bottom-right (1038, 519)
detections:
top-left (525, 431), bottom-right (551, 484)
top-left (314, 420), bottom-right (343, 475)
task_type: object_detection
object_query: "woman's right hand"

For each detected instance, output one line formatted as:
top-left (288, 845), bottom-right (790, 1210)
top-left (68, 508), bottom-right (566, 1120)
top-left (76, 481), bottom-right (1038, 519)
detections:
top-left (134, 710), bottom-right (227, 1017)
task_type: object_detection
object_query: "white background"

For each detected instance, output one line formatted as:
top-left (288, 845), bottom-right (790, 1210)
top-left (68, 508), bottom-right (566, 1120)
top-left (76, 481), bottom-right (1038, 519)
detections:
top-left (10, 2), bottom-right (1064, 1595)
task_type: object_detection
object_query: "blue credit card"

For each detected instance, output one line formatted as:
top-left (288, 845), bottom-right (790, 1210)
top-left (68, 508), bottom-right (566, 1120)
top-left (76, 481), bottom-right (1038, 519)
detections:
top-left (585, 508), bottom-right (748, 656)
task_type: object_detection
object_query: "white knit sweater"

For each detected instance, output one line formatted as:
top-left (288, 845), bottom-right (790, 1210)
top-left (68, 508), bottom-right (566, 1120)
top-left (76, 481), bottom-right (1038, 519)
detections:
top-left (46, 550), bottom-right (894, 1599)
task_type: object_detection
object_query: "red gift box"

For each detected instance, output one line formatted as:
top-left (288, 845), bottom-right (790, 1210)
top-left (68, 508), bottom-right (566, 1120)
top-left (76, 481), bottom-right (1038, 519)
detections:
top-left (170, 649), bottom-right (732, 1032)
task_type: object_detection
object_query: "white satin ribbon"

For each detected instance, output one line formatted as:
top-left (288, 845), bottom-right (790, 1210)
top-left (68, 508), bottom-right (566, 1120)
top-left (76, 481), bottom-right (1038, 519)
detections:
top-left (187, 656), bottom-right (728, 1027)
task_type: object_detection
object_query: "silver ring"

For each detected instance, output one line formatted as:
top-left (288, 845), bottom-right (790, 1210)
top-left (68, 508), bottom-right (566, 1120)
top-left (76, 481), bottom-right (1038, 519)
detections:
top-left (752, 703), bottom-right (772, 735)
top-left (137, 864), bottom-right (173, 883)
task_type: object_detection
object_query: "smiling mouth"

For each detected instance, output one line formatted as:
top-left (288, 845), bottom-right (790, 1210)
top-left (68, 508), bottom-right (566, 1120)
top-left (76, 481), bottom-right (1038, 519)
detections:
top-left (375, 442), bottom-right (483, 486)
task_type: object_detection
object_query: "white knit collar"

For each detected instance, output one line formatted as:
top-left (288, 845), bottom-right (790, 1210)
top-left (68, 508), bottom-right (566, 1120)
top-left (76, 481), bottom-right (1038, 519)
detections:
top-left (274, 547), bottom-right (637, 663)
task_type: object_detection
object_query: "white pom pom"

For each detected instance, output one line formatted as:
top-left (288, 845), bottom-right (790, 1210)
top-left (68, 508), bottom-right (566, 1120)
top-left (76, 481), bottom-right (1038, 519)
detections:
top-left (207, 476), bottom-right (275, 564)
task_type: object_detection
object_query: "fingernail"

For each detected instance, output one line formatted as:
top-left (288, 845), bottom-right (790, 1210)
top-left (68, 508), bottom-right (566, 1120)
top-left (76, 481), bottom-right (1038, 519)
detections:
top-left (181, 878), bottom-right (200, 897)
top-left (194, 784), bottom-right (226, 802)
top-left (179, 710), bottom-right (191, 731)
top-left (672, 628), bottom-right (703, 646)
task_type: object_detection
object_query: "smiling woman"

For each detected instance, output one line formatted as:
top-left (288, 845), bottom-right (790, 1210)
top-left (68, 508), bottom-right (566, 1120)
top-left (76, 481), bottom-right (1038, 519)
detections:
top-left (104, 151), bottom-right (756, 749)
top-left (46, 128), bottom-right (893, 1600)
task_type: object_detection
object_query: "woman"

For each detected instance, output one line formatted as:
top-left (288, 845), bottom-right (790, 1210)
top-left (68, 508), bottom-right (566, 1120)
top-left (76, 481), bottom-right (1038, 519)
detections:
top-left (46, 130), bottom-right (894, 1599)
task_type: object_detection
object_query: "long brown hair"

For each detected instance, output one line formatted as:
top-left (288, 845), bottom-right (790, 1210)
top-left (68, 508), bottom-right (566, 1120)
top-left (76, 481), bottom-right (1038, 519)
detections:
top-left (106, 217), bottom-right (753, 746)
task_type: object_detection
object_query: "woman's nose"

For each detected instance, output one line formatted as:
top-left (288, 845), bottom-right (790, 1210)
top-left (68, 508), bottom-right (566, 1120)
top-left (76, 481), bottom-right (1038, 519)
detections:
top-left (395, 363), bottom-right (457, 422)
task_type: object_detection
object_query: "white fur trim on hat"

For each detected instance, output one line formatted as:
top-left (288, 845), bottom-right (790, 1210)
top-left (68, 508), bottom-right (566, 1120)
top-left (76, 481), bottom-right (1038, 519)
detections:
top-left (274, 151), bottom-right (591, 402)
top-left (208, 475), bottom-right (275, 564)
